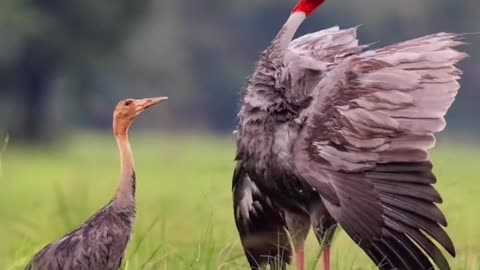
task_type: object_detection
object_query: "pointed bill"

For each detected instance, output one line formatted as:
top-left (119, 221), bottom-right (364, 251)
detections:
top-left (134, 97), bottom-right (168, 113)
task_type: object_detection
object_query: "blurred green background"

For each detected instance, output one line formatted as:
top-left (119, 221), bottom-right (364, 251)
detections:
top-left (0, 0), bottom-right (479, 269)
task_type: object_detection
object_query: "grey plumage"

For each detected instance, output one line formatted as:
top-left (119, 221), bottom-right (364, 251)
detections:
top-left (26, 198), bottom-right (135, 270)
top-left (26, 97), bottom-right (168, 270)
top-left (233, 3), bottom-right (467, 270)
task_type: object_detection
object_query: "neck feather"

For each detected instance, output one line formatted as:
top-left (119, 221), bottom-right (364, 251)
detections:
top-left (276, 12), bottom-right (307, 58)
top-left (114, 132), bottom-right (136, 207)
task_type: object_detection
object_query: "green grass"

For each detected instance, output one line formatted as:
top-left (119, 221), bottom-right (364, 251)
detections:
top-left (0, 132), bottom-right (478, 269)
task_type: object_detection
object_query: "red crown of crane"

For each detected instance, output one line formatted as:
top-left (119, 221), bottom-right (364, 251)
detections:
top-left (293, 0), bottom-right (326, 16)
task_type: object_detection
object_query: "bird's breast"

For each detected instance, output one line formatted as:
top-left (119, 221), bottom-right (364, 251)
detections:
top-left (240, 123), bottom-right (315, 213)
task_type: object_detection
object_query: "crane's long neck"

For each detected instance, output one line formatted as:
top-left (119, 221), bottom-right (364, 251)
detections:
top-left (275, 12), bottom-right (307, 58)
top-left (114, 132), bottom-right (136, 208)
top-left (275, 0), bottom-right (327, 59)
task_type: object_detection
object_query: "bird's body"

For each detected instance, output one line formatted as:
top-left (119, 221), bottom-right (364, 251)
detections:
top-left (233, 1), bottom-right (467, 270)
top-left (26, 97), bottom-right (167, 270)
top-left (26, 203), bottom-right (134, 270)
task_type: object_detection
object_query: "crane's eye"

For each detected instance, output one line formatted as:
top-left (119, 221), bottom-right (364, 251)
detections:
top-left (124, 101), bottom-right (132, 106)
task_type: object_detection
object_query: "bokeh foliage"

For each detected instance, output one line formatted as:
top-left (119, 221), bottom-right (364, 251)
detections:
top-left (0, 0), bottom-right (150, 142)
top-left (0, 0), bottom-right (479, 141)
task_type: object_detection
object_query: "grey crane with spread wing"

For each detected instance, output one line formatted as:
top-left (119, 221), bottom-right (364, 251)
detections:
top-left (233, 0), bottom-right (467, 269)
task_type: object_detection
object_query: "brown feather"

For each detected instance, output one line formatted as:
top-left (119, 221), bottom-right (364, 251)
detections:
top-left (293, 32), bottom-right (466, 270)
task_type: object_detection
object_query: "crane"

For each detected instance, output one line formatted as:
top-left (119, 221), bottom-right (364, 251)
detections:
top-left (26, 97), bottom-right (168, 270)
top-left (232, 0), bottom-right (467, 269)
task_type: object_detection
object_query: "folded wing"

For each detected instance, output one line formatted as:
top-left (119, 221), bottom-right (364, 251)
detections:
top-left (233, 163), bottom-right (291, 269)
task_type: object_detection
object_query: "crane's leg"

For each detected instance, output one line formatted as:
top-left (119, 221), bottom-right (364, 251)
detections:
top-left (285, 211), bottom-right (310, 270)
top-left (316, 225), bottom-right (336, 270)
top-left (322, 245), bottom-right (331, 270)
top-left (296, 246), bottom-right (306, 270)
top-left (309, 199), bottom-right (337, 270)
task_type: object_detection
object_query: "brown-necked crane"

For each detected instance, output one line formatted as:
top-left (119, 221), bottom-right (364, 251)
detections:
top-left (233, 0), bottom-right (467, 269)
top-left (26, 97), bottom-right (168, 270)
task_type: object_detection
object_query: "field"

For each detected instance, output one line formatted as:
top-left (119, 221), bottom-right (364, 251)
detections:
top-left (0, 132), bottom-right (479, 270)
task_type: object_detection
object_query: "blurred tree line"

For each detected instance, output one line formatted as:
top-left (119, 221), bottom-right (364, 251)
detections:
top-left (0, 0), bottom-right (478, 142)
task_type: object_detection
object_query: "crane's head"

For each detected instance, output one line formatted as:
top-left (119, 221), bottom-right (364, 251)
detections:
top-left (293, 0), bottom-right (326, 16)
top-left (113, 97), bottom-right (168, 136)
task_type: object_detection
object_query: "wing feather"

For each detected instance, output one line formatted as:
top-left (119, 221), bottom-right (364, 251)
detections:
top-left (283, 26), bottom-right (366, 99)
top-left (293, 33), bottom-right (467, 270)
top-left (233, 163), bottom-right (291, 269)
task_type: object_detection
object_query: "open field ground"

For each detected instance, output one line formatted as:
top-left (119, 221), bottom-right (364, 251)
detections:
top-left (0, 132), bottom-right (479, 269)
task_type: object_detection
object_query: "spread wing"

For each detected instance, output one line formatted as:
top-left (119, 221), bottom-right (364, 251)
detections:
top-left (284, 26), bottom-right (365, 99)
top-left (233, 163), bottom-right (291, 269)
top-left (239, 26), bottom-right (363, 128)
top-left (293, 33), bottom-right (467, 270)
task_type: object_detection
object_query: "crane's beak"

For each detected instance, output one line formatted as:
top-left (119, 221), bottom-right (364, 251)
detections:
top-left (135, 97), bottom-right (168, 114)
